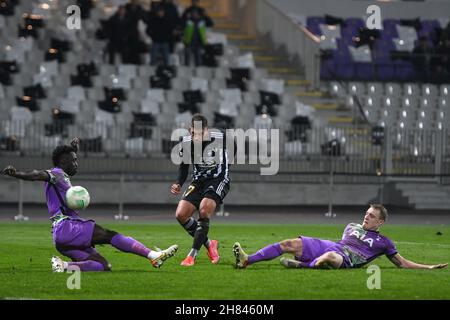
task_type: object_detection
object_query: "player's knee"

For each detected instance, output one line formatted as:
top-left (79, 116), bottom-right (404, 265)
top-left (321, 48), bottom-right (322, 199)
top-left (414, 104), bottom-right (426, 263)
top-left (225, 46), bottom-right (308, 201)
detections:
top-left (175, 208), bottom-right (189, 223)
top-left (88, 254), bottom-right (112, 271)
top-left (199, 200), bottom-right (216, 218)
top-left (323, 252), bottom-right (339, 263)
top-left (280, 238), bottom-right (302, 254)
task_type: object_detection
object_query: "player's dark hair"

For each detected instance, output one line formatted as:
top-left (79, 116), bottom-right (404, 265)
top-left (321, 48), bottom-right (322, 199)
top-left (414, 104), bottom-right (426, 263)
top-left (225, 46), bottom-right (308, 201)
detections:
top-left (370, 204), bottom-right (388, 221)
top-left (52, 145), bottom-right (75, 167)
top-left (191, 113), bottom-right (208, 129)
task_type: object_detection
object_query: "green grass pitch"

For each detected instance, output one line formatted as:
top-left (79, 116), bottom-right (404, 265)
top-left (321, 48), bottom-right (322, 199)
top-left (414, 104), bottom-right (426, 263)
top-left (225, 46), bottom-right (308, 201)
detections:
top-left (0, 222), bottom-right (449, 300)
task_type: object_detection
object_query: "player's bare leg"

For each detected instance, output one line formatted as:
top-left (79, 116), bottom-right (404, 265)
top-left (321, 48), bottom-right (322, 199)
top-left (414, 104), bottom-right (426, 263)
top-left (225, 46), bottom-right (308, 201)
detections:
top-left (313, 252), bottom-right (343, 269)
top-left (91, 224), bottom-right (178, 268)
top-left (234, 238), bottom-right (303, 268)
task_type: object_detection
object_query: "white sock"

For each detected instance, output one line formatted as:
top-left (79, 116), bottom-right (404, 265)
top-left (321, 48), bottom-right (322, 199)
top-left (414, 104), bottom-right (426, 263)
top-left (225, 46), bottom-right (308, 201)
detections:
top-left (147, 250), bottom-right (161, 260)
top-left (188, 248), bottom-right (198, 258)
top-left (63, 261), bottom-right (69, 270)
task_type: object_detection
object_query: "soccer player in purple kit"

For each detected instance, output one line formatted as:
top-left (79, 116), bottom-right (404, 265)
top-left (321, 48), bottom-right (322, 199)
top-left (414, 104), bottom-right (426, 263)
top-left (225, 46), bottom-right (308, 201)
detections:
top-left (2, 138), bottom-right (178, 272)
top-left (233, 204), bottom-right (448, 270)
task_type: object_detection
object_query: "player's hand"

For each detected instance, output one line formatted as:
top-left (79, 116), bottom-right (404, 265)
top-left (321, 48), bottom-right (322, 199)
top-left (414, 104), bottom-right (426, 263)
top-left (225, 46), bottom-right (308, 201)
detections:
top-left (429, 263), bottom-right (448, 269)
top-left (70, 137), bottom-right (80, 151)
top-left (171, 184), bottom-right (181, 195)
top-left (2, 165), bottom-right (17, 177)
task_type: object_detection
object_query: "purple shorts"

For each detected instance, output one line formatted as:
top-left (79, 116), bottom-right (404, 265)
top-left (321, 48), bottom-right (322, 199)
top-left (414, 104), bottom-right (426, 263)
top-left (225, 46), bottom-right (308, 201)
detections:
top-left (295, 236), bottom-right (352, 268)
top-left (52, 218), bottom-right (95, 249)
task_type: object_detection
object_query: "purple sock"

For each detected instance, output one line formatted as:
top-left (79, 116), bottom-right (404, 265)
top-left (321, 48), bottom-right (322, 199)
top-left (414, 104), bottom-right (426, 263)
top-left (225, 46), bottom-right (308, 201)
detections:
top-left (248, 243), bottom-right (283, 265)
top-left (111, 234), bottom-right (151, 258)
top-left (68, 260), bottom-right (104, 272)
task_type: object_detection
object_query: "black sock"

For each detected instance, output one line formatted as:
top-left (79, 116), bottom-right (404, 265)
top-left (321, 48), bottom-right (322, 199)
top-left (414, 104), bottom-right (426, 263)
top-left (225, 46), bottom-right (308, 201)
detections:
top-left (192, 218), bottom-right (210, 251)
top-left (181, 217), bottom-right (198, 237)
top-left (181, 217), bottom-right (210, 248)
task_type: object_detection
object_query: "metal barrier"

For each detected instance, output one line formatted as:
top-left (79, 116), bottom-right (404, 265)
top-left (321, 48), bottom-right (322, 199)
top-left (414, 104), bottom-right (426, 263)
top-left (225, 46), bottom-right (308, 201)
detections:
top-left (1, 120), bottom-right (449, 178)
top-left (256, 0), bottom-right (321, 89)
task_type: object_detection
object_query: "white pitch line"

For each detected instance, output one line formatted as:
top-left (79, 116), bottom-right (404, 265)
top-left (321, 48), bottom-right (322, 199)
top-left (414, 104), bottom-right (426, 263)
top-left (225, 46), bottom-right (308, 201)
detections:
top-left (395, 241), bottom-right (450, 248)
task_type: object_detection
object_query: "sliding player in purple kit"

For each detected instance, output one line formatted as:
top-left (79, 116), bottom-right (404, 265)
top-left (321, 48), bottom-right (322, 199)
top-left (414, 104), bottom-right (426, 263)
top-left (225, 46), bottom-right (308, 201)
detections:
top-left (233, 204), bottom-right (448, 270)
top-left (2, 138), bottom-right (178, 272)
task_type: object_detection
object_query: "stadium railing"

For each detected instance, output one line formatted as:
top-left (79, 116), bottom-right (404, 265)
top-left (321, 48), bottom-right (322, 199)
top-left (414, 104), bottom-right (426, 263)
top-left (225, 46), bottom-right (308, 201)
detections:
top-left (0, 120), bottom-right (449, 181)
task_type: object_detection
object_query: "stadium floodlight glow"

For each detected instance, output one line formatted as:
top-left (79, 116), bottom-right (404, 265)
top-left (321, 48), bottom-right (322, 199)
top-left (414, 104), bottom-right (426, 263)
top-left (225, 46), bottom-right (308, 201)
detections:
top-left (351, 85), bottom-right (356, 93)
top-left (364, 109), bottom-right (369, 117)
top-left (414, 147), bottom-right (419, 156)
top-left (380, 121), bottom-right (385, 127)
top-left (444, 87), bottom-right (448, 95)
top-left (333, 84), bottom-right (338, 92)
top-left (419, 122), bottom-right (423, 129)
top-left (425, 87), bottom-right (430, 95)
top-left (383, 110), bottom-right (388, 117)
top-left (405, 98), bottom-right (410, 106)
top-left (421, 111), bottom-right (425, 118)
top-left (402, 110), bottom-right (407, 118)
top-left (386, 97), bottom-right (391, 106)
top-left (440, 111), bottom-right (444, 119)
top-left (438, 122), bottom-right (443, 130)
top-left (423, 99), bottom-right (428, 106)
top-left (400, 122), bottom-right (405, 129)
top-left (321, 35), bottom-right (326, 40)
top-left (442, 99), bottom-right (447, 106)
top-left (368, 97), bottom-right (373, 106)
top-left (370, 86), bottom-right (375, 93)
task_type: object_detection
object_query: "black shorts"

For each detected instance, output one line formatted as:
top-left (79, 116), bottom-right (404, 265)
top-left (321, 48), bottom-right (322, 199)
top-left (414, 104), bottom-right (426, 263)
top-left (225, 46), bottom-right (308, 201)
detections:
top-left (182, 178), bottom-right (230, 209)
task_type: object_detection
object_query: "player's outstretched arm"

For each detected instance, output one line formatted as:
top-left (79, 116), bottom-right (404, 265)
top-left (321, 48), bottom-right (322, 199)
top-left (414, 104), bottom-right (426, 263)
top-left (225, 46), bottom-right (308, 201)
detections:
top-left (388, 253), bottom-right (448, 269)
top-left (2, 165), bottom-right (50, 182)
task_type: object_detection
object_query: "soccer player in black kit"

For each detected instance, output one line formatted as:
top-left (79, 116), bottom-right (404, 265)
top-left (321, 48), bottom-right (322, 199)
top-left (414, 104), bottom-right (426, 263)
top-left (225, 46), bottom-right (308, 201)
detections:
top-left (171, 114), bottom-right (231, 266)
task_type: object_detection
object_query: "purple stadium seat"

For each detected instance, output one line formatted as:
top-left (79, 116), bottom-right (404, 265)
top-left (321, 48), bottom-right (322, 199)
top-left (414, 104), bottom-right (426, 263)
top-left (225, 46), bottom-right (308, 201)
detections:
top-left (355, 63), bottom-right (375, 80)
top-left (394, 61), bottom-right (415, 81)
top-left (320, 60), bottom-right (334, 80)
top-left (336, 62), bottom-right (355, 80)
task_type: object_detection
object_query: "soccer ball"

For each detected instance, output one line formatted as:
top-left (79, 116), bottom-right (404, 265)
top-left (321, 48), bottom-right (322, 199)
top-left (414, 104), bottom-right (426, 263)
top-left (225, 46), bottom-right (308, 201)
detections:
top-left (66, 186), bottom-right (90, 210)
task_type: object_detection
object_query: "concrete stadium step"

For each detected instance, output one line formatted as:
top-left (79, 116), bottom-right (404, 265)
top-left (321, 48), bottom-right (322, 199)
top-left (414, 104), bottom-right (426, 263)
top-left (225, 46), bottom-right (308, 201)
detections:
top-left (294, 91), bottom-right (326, 98)
top-left (395, 182), bottom-right (450, 210)
top-left (238, 45), bottom-right (271, 52)
top-left (286, 79), bottom-right (310, 86)
top-left (327, 116), bottom-right (354, 124)
top-left (312, 103), bottom-right (339, 110)
top-left (415, 203), bottom-right (450, 210)
top-left (226, 33), bottom-right (257, 41)
top-left (254, 55), bottom-right (282, 63)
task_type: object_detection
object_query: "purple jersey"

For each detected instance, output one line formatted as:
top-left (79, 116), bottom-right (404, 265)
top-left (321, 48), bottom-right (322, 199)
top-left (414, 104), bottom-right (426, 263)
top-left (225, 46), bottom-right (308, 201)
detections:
top-left (44, 167), bottom-right (80, 219)
top-left (337, 223), bottom-right (397, 267)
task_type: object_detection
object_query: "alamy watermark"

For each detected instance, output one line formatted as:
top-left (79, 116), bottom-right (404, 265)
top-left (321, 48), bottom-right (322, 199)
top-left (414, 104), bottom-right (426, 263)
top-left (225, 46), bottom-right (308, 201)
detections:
top-left (366, 265), bottom-right (381, 290)
top-left (170, 122), bottom-right (280, 175)
top-left (366, 5), bottom-right (382, 30)
top-left (66, 5), bottom-right (81, 30)
top-left (66, 265), bottom-right (81, 290)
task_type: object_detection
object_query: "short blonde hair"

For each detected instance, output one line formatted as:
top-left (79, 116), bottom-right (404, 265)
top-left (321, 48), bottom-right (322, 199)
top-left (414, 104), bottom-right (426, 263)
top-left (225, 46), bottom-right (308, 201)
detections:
top-left (370, 204), bottom-right (388, 221)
